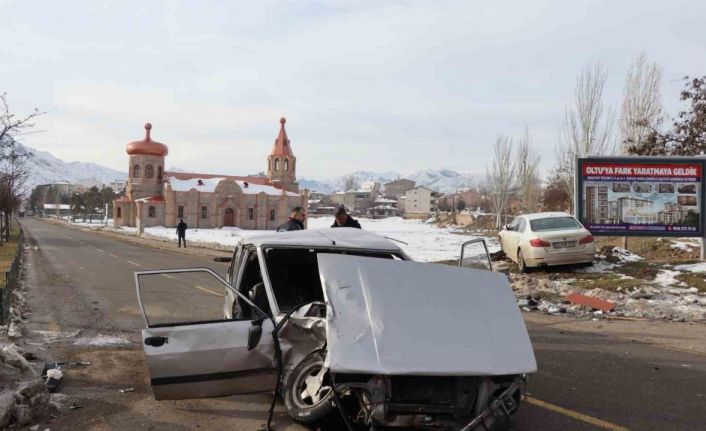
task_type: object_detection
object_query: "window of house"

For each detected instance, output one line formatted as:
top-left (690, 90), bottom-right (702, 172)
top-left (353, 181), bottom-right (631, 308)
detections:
top-left (284, 159), bottom-right (289, 171)
top-left (248, 208), bottom-right (254, 220)
top-left (201, 206), bottom-right (208, 219)
top-left (178, 205), bottom-right (184, 218)
top-left (145, 165), bottom-right (154, 179)
top-left (274, 159), bottom-right (280, 171)
top-left (133, 165), bottom-right (141, 178)
top-left (148, 206), bottom-right (156, 217)
top-left (157, 166), bottom-right (163, 182)
top-left (269, 209), bottom-right (276, 221)
top-left (116, 207), bottom-right (122, 218)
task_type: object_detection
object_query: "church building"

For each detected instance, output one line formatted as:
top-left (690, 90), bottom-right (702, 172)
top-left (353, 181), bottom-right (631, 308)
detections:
top-left (113, 118), bottom-right (307, 231)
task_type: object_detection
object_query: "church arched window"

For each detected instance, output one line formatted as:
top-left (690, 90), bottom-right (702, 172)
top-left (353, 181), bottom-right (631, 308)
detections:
top-left (157, 166), bottom-right (163, 182)
top-left (116, 207), bottom-right (122, 218)
top-left (275, 159), bottom-right (280, 171)
top-left (284, 159), bottom-right (289, 171)
top-left (148, 206), bottom-right (156, 217)
top-left (145, 165), bottom-right (154, 179)
top-left (133, 164), bottom-right (141, 178)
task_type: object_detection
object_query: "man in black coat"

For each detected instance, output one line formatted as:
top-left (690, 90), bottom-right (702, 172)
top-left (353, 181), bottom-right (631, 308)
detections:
top-left (277, 207), bottom-right (306, 232)
top-left (331, 206), bottom-right (361, 229)
top-left (176, 218), bottom-right (187, 248)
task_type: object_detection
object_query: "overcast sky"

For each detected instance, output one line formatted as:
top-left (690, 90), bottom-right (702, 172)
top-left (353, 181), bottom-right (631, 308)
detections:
top-left (2, 0), bottom-right (706, 179)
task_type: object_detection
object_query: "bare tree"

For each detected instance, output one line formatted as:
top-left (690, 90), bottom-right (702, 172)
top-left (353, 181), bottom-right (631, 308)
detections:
top-left (556, 61), bottom-right (616, 210)
top-left (0, 146), bottom-right (31, 241)
top-left (515, 126), bottom-right (541, 213)
top-left (620, 54), bottom-right (664, 155)
top-left (0, 93), bottom-right (43, 240)
top-left (1, 93), bottom-right (43, 153)
top-left (486, 135), bottom-right (515, 228)
top-left (341, 175), bottom-right (359, 192)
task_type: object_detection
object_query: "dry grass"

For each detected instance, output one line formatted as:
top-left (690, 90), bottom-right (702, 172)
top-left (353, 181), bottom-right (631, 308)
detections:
top-left (674, 273), bottom-right (706, 292)
top-left (0, 228), bottom-right (22, 289)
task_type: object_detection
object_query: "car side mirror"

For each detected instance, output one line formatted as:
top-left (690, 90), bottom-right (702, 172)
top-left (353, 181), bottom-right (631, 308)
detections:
top-left (247, 318), bottom-right (264, 351)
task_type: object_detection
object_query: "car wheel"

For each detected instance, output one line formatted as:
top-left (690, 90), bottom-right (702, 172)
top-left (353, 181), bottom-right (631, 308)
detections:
top-left (283, 351), bottom-right (335, 424)
top-left (518, 249), bottom-right (531, 273)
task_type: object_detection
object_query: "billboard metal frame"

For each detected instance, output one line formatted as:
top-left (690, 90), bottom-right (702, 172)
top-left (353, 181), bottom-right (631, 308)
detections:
top-left (575, 156), bottom-right (706, 238)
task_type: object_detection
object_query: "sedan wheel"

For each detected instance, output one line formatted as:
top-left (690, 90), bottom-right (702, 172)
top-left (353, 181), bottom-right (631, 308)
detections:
top-left (518, 249), bottom-right (531, 273)
top-left (284, 351), bottom-right (335, 423)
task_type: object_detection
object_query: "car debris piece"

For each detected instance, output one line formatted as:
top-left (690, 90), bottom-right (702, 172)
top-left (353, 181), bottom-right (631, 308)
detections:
top-left (44, 369), bottom-right (63, 393)
top-left (565, 293), bottom-right (615, 312)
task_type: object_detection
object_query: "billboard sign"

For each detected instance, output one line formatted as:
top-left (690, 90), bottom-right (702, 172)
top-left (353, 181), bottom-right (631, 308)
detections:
top-left (576, 157), bottom-right (706, 237)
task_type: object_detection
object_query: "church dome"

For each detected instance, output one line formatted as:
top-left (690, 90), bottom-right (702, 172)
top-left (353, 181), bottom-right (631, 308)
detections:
top-left (126, 123), bottom-right (169, 157)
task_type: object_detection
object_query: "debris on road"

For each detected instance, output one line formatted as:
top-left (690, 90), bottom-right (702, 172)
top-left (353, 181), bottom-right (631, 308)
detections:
top-left (565, 293), bottom-right (616, 312)
top-left (119, 387), bottom-right (134, 393)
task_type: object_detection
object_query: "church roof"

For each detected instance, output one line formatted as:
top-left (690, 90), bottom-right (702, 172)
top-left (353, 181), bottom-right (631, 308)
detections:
top-left (164, 173), bottom-right (300, 197)
top-left (270, 117), bottom-right (294, 157)
top-left (126, 123), bottom-right (169, 157)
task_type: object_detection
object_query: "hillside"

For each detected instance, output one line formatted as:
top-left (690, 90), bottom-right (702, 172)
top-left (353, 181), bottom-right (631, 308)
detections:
top-left (17, 143), bottom-right (126, 190)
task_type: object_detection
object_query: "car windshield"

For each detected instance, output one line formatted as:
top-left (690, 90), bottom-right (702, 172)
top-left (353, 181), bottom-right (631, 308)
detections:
top-left (263, 247), bottom-right (402, 313)
top-left (530, 216), bottom-right (581, 232)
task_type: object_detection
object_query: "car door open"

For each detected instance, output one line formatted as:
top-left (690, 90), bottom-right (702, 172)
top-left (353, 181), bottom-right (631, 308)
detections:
top-left (134, 267), bottom-right (276, 400)
top-left (459, 238), bottom-right (493, 271)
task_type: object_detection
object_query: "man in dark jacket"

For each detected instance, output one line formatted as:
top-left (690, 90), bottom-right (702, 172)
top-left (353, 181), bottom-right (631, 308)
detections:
top-left (277, 207), bottom-right (306, 232)
top-left (176, 218), bottom-right (188, 247)
top-left (331, 206), bottom-right (362, 229)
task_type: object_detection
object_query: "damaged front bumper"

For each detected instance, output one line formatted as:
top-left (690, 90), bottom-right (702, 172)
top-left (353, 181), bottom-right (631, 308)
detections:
top-left (459, 377), bottom-right (523, 431)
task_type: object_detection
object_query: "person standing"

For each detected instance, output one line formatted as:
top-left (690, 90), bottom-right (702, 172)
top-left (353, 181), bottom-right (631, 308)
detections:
top-left (176, 218), bottom-right (188, 247)
top-left (331, 206), bottom-right (362, 229)
top-left (277, 207), bottom-right (306, 232)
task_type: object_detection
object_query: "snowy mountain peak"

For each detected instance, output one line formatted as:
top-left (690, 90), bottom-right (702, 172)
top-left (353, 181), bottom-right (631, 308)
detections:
top-left (16, 143), bottom-right (126, 190)
top-left (301, 168), bottom-right (483, 194)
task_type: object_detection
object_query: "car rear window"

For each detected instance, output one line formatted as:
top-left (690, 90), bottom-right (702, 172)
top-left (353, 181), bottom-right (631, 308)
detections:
top-left (530, 216), bottom-right (581, 232)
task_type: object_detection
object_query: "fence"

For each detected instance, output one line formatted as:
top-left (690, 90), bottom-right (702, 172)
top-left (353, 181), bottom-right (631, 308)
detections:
top-left (0, 227), bottom-right (24, 325)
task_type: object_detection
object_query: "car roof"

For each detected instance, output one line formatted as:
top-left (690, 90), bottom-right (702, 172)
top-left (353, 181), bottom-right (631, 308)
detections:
top-left (237, 227), bottom-right (404, 252)
top-left (521, 212), bottom-right (575, 221)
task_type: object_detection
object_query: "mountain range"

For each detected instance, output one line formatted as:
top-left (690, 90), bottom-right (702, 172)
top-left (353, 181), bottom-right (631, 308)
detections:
top-left (16, 143), bottom-right (126, 191)
top-left (299, 169), bottom-right (483, 194)
top-left (18, 144), bottom-right (482, 195)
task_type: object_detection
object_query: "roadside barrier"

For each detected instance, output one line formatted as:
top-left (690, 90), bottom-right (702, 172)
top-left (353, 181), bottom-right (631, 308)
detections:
top-left (0, 227), bottom-right (24, 325)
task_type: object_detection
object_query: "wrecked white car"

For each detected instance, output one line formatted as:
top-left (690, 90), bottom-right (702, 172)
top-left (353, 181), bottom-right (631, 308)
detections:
top-left (134, 228), bottom-right (536, 430)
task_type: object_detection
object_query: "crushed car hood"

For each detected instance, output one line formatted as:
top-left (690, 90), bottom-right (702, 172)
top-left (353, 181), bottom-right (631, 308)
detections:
top-left (318, 254), bottom-right (537, 376)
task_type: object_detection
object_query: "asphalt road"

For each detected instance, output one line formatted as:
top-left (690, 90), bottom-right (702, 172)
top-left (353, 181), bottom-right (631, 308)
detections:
top-left (18, 218), bottom-right (706, 431)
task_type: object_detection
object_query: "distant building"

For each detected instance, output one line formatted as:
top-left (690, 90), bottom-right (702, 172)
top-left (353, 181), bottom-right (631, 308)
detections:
top-left (383, 178), bottom-right (415, 199)
top-left (113, 119), bottom-right (307, 231)
top-left (404, 186), bottom-right (439, 217)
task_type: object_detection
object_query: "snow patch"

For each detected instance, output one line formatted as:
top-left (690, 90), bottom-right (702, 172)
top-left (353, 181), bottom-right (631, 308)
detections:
top-left (73, 335), bottom-right (129, 346)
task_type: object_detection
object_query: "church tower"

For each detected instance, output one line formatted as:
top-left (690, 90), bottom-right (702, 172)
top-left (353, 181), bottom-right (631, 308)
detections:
top-left (267, 117), bottom-right (299, 192)
top-left (125, 123), bottom-right (168, 200)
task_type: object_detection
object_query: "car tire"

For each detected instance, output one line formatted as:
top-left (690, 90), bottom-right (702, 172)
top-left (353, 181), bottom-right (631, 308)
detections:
top-left (518, 249), bottom-right (531, 273)
top-left (283, 351), bottom-right (335, 424)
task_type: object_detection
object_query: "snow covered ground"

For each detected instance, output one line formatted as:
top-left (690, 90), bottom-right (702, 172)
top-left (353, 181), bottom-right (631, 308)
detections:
top-left (117, 216), bottom-right (496, 262)
top-left (308, 217), bottom-right (498, 262)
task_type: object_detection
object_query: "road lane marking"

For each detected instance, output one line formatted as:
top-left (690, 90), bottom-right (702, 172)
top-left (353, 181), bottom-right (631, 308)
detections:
top-left (94, 248), bottom-right (105, 253)
top-left (161, 274), bottom-right (175, 279)
top-left (126, 260), bottom-right (142, 267)
top-left (525, 396), bottom-right (630, 431)
top-left (109, 254), bottom-right (119, 258)
top-left (193, 284), bottom-right (224, 297)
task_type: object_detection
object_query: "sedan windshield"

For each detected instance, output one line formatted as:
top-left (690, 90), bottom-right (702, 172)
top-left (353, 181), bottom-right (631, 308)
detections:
top-left (263, 248), bottom-right (402, 312)
top-left (530, 216), bottom-right (581, 232)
